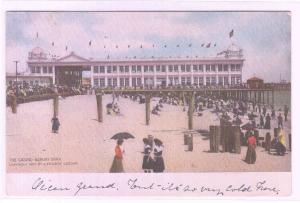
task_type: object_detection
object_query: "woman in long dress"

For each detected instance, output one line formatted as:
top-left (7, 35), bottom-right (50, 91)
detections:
top-left (245, 132), bottom-right (257, 164)
top-left (153, 139), bottom-right (165, 173)
top-left (142, 138), bottom-right (153, 173)
top-left (109, 139), bottom-right (124, 173)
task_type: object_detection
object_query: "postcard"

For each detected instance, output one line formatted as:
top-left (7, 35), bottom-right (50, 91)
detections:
top-left (5, 10), bottom-right (293, 197)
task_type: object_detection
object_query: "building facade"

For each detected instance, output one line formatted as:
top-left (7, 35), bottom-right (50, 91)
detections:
top-left (24, 44), bottom-right (244, 88)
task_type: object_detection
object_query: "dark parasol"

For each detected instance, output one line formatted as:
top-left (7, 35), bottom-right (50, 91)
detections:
top-left (111, 132), bottom-right (135, 140)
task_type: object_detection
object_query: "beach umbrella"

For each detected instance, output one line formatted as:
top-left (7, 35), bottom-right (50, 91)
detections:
top-left (241, 123), bottom-right (255, 131)
top-left (111, 132), bottom-right (135, 140)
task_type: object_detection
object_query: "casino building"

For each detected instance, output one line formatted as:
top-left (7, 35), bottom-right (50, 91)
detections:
top-left (23, 44), bottom-right (244, 88)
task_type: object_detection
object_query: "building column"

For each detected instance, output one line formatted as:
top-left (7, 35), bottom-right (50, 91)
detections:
top-left (90, 65), bottom-right (94, 87)
top-left (52, 66), bottom-right (56, 85)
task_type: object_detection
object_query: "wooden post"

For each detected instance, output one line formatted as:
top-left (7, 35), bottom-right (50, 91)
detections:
top-left (232, 126), bottom-right (241, 154)
top-left (11, 95), bottom-right (17, 114)
top-left (265, 132), bottom-right (271, 152)
top-left (53, 94), bottom-right (59, 118)
top-left (209, 125), bottom-right (220, 152)
top-left (145, 94), bottom-right (151, 125)
top-left (272, 90), bottom-right (275, 106)
top-left (96, 94), bottom-right (103, 122)
top-left (188, 92), bottom-right (195, 130)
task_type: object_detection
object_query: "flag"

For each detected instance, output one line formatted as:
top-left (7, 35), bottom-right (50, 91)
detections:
top-left (128, 45), bottom-right (130, 48)
top-left (133, 56), bottom-right (136, 59)
top-left (188, 44), bottom-right (192, 47)
top-left (89, 40), bottom-right (92, 46)
top-left (36, 32), bottom-right (39, 39)
top-left (104, 45), bottom-right (106, 49)
top-left (201, 43), bottom-right (205, 47)
top-left (140, 45), bottom-right (143, 48)
top-left (151, 56), bottom-right (154, 58)
top-left (65, 46), bottom-right (68, 51)
top-left (104, 36), bottom-right (108, 39)
top-left (229, 29), bottom-right (234, 38)
top-left (217, 51), bottom-right (227, 56)
top-left (176, 44), bottom-right (180, 47)
top-left (214, 43), bottom-right (216, 47)
top-left (152, 44), bottom-right (155, 48)
top-left (206, 43), bottom-right (211, 48)
top-left (51, 42), bottom-right (54, 46)
top-left (116, 45), bottom-right (118, 48)
top-left (107, 55), bottom-right (110, 59)
top-left (164, 45), bottom-right (167, 48)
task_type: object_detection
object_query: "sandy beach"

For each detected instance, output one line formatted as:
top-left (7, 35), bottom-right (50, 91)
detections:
top-left (6, 94), bottom-right (291, 173)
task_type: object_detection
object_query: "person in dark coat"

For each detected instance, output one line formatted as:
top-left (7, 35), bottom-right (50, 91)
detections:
top-left (142, 138), bottom-right (153, 173)
top-left (264, 113), bottom-right (271, 129)
top-left (278, 113), bottom-right (283, 129)
top-left (284, 105), bottom-right (289, 121)
top-left (262, 106), bottom-right (267, 117)
top-left (51, 117), bottom-right (60, 133)
top-left (245, 131), bottom-right (257, 164)
top-left (259, 114), bottom-right (264, 129)
top-left (109, 139), bottom-right (124, 173)
top-left (153, 139), bottom-right (165, 173)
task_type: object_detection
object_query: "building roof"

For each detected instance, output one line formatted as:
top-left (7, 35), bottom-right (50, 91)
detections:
top-left (247, 76), bottom-right (263, 81)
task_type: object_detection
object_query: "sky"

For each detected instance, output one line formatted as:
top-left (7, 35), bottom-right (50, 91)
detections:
top-left (6, 12), bottom-right (291, 82)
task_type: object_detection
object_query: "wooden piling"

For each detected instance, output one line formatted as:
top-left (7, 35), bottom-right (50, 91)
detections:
top-left (232, 125), bottom-right (241, 154)
top-left (145, 94), bottom-right (151, 125)
top-left (96, 94), bottom-right (103, 122)
top-left (188, 92), bottom-right (195, 130)
top-left (209, 125), bottom-right (220, 152)
top-left (265, 132), bottom-right (271, 152)
top-left (53, 94), bottom-right (59, 118)
top-left (11, 95), bottom-right (17, 114)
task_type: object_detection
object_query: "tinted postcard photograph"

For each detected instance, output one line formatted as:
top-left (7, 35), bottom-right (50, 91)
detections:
top-left (5, 11), bottom-right (292, 196)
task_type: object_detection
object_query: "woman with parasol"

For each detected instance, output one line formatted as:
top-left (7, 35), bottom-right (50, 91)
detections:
top-left (142, 138), bottom-right (153, 173)
top-left (153, 138), bottom-right (165, 173)
top-left (109, 139), bottom-right (125, 173)
top-left (245, 130), bottom-right (257, 164)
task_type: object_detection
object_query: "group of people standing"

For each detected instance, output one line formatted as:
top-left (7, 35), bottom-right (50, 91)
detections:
top-left (109, 136), bottom-right (165, 173)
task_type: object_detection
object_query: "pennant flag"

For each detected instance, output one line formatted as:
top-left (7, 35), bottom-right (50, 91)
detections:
top-left (107, 55), bottom-right (110, 59)
top-left (89, 40), bottom-right (92, 46)
top-left (140, 45), bottom-right (143, 48)
top-left (152, 44), bottom-right (155, 48)
top-left (104, 46), bottom-right (106, 49)
top-left (164, 45), bottom-right (167, 48)
top-left (104, 36), bottom-right (108, 39)
top-left (206, 43), bottom-right (211, 48)
top-left (229, 29), bottom-right (234, 38)
top-left (128, 45), bottom-right (130, 48)
top-left (201, 43), bottom-right (205, 47)
top-left (214, 43), bottom-right (217, 47)
top-left (151, 56), bottom-right (154, 58)
top-left (188, 44), bottom-right (192, 47)
top-left (195, 55), bottom-right (198, 58)
top-left (133, 56), bottom-right (136, 59)
top-left (51, 42), bottom-right (54, 46)
top-left (176, 44), bottom-right (180, 47)
top-left (65, 46), bottom-right (68, 51)
top-left (36, 32), bottom-right (39, 39)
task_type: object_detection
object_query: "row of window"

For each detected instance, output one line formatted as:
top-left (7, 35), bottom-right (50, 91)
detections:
top-left (93, 76), bottom-right (241, 87)
top-left (30, 66), bottom-right (53, 74)
top-left (93, 64), bottom-right (241, 74)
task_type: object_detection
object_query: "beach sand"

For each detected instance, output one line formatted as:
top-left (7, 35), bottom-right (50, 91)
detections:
top-left (6, 94), bottom-right (291, 172)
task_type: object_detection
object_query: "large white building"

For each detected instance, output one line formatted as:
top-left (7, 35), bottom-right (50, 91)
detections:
top-left (23, 44), bottom-right (244, 88)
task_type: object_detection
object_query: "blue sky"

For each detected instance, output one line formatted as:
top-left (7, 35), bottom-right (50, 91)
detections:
top-left (6, 12), bottom-right (291, 82)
